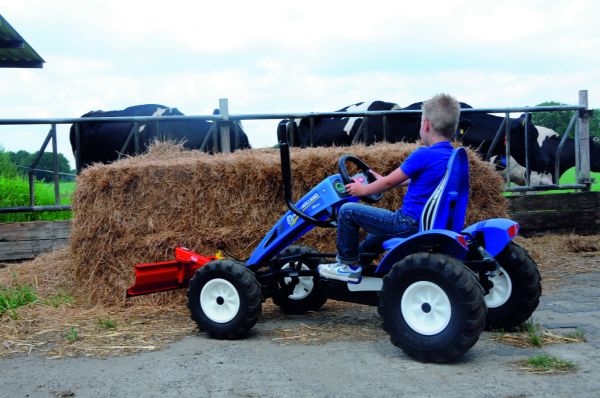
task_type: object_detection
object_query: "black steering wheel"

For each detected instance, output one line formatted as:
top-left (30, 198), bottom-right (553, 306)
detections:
top-left (338, 155), bottom-right (383, 204)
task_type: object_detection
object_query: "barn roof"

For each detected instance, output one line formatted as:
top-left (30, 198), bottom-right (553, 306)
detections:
top-left (0, 14), bottom-right (44, 68)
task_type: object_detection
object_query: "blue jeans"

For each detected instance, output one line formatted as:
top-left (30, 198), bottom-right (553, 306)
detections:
top-left (336, 202), bottom-right (418, 265)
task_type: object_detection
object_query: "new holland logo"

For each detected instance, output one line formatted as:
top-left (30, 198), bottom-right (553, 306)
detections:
top-left (286, 193), bottom-right (320, 226)
top-left (286, 214), bottom-right (297, 226)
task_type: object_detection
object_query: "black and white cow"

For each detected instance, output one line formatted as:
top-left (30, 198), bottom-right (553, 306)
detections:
top-left (456, 110), bottom-right (552, 185)
top-left (70, 104), bottom-right (250, 169)
top-left (490, 126), bottom-right (600, 185)
top-left (536, 126), bottom-right (600, 183)
top-left (278, 100), bottom-right (550, 185)
top-left (277, 101), bottom-right (415, 147)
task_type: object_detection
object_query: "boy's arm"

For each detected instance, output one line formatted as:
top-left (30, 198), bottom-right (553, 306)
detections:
top-left (369, 169), bottom-right (409, 185)
top-left (346, 168), bottom-right (409, 197)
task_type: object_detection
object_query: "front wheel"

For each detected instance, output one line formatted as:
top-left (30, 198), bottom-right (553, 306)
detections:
top-left (272, 245), bottom-right (327, 314)
top-left (378, 253), bottom-right (486, 363)
top-left (187, 259), bottom-right (262, 339)
top-left (484, 242), bottom-right (541, 330)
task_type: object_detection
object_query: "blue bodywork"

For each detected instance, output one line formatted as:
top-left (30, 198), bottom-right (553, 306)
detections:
top-left (462, 218), bottom-right (519, 257)
top-left (376, 229), bottom-right (469, 274)
top-left (247, 147), bottom-right (519, 274)
top-left (247, 174), bottom-right (361, 265)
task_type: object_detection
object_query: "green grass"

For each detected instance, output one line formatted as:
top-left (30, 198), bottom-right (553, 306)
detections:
top-left (558, 168), bottom-right (600, 192)
top-left (0, 176), bottom-right (75, 222)
top-left (519, 354), bottom-right (577, 374)
top-left (97, 318), bottom-right (117, 329)
top-left (0, 281), bottom-right (38, 318)
top-left (65, 326), bottom-right (79, 342)
top-left (518, 319), bottom-right (543, 347)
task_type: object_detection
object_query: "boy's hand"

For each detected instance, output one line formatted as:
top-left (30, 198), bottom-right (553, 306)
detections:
top-left (345, 181), bottom-right (367, 197)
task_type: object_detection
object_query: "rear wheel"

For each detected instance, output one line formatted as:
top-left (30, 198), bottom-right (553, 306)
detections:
top-left (272, 245), bottom-right (327, 314)
top-left (484, 242), bottom-right (541, 330)
top-left (378, 252), bottom-right (486, 363)
top-left (187, 259), bottom-right (262, 339)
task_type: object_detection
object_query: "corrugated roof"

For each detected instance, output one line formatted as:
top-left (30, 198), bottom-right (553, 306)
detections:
top-left (0, 14), bottom-right (45, 68)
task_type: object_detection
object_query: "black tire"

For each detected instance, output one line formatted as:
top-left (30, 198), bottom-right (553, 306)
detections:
top-left (378, 253), bottom-right (486, 363)
top-left (187, 259), bottom-right (262, 339)
top-left (484, 242), bottom-right (542, 330)
top-left (272, 245), bottom-right (327, 314)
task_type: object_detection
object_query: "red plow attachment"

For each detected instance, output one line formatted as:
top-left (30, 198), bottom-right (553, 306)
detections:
top-left (126, 247), bottom-right (220, 297)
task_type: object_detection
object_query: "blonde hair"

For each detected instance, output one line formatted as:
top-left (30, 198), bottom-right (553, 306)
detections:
top-left (422, 94), bottom-right (461, 139)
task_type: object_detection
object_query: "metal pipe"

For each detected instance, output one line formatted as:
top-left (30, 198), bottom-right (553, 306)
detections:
top-left (504, 113), bottom-right (512, 189)
top-left (200, 124), bottom-right (216, 151)
top-left (484, 117), bottom-right (507, 161)
top-left (0, 105), bottom-right (586, 126)
top-left (554, 113), bottom-right (577, 182)
top-left (27, 127), bottom-right (54, 206)
top-left (134, 121), bottom-right (140, 154)
top-left (74, 123), bottom-right (81, 173)
top-left (524, 113), bottom-right (531, 187)
top-left (0, 205), bottom-right (72, 213)
top-left (119, 122), bottom-right (140, 159)
top-left (506, 184), bottom-right (586, 193)
top-left (51, 124), bottom-right (60, 205)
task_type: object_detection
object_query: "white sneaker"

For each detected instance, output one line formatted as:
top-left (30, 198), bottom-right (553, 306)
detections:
top-left (318, 263), bottom-right (362, 283)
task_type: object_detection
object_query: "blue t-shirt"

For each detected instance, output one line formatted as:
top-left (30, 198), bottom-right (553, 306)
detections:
top-left (400, 142), bottom-right (454, 221)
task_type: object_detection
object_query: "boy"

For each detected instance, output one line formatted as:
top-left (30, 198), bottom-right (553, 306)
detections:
top-left (318, 93), bottom-right (461, 283)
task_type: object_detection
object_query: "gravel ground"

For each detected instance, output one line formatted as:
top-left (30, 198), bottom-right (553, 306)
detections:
top-left (1, 265), bottom-right (600, 398)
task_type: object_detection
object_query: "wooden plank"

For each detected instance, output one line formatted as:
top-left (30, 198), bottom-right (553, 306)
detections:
top-left (507, 192), bottom-right (600, 212)
top-left (0, 239), bottom-right (70, 261)
top-left (512, 209), bottom-right (599, 228)
top-left (507, 191), bottom-right (600, 235)
top-left (0, 220), bottom-right (71, 241)
top-left (0, 221), bottom-right (71, 261)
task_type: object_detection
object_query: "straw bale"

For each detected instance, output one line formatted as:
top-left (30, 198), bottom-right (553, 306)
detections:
top-left (69, 142), bottom-right (507, 305)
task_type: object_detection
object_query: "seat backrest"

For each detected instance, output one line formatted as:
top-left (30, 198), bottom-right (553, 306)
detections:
top-left (419, 147), bottom-right (469, 233)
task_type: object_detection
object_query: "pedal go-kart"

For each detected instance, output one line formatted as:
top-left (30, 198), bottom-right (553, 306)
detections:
top-left (127, 141), bottom-right (542, 363)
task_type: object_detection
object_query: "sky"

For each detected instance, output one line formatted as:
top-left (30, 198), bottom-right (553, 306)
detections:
top-left (1, 0), bottom-right (599, 170)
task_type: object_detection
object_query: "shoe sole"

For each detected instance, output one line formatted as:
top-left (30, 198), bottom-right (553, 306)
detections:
top-left (318, 269), bottom-right (361, 284)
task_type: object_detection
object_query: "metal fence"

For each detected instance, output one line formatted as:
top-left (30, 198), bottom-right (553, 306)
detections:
top-left (0, 91), bottom-right (593, 214)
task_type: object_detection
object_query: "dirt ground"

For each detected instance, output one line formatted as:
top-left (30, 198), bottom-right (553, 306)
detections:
top-left (1, 235), bottom-right (599, 397)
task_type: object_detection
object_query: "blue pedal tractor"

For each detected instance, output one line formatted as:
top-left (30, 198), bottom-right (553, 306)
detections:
top-left (129, 140), bottom-right (542, 363)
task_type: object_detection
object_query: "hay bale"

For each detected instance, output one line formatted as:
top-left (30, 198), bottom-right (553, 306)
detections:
top-left (69, 142), bottom-right (507, 305)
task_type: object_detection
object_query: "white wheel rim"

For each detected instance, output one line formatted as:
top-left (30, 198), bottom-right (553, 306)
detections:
top-left (401, 281), bottom-right (451, 335)
top-left (200, 278), bottom-right (240, 323)
top-left (282, 263), bottom-right (313, 300)
top-left (485, 266), bottom-right (513, 308)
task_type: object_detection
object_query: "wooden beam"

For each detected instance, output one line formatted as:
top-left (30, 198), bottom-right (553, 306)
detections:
top-left (0, 221), bottom-right (71, 261)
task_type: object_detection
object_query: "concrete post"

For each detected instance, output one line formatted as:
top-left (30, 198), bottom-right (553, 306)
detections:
top-left (578, 90), bottom-right (591, 189)
top-left (219, 98), bottom-right (231, 153)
